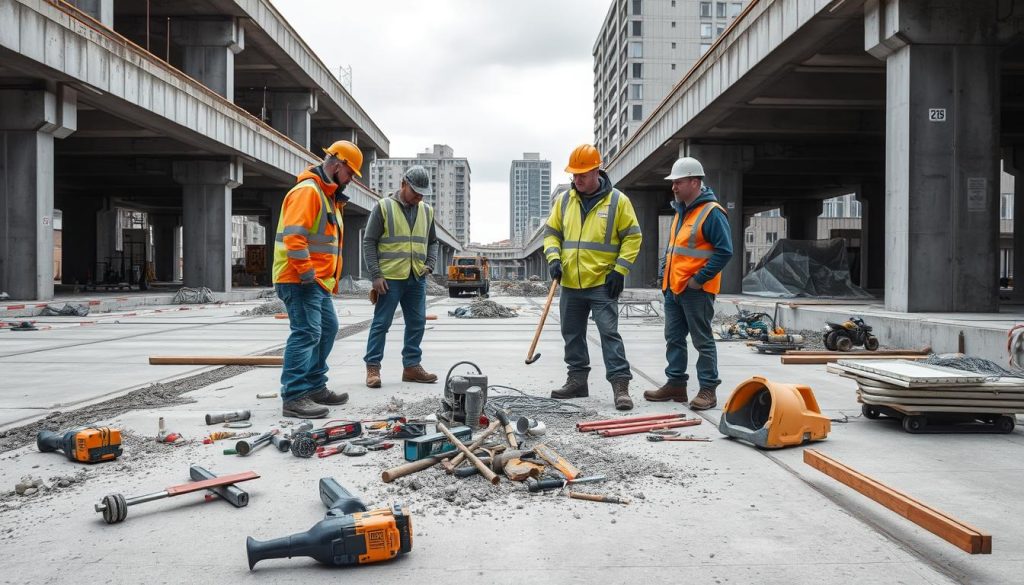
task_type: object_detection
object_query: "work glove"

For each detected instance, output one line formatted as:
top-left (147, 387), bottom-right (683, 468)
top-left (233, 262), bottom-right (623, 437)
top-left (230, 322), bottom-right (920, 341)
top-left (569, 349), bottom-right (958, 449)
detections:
top-left (605, 271), bottom-right (625, 300)
top-left (548, 260), bottom-right (562, 282)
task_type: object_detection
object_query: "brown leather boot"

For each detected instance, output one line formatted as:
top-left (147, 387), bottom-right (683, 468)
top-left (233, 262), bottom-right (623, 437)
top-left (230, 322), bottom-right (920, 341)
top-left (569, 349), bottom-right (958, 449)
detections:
top-left (402, 364), bottom-right (438, 383)
top-left (643, 382), bottom-right (688, 403)
top-left (612, 378), bottom-right (633, 411)
top-left (550, 373), bottom-right (589, 399)
top-left (365, 364), bottom-right (381, 388)
top-left (689, 388), bottom-right (717, 411)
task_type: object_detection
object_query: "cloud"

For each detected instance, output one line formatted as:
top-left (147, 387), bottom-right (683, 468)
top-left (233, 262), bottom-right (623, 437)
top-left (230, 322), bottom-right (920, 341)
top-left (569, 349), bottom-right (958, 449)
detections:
top-left (272, 0), bottom-right (609, 243)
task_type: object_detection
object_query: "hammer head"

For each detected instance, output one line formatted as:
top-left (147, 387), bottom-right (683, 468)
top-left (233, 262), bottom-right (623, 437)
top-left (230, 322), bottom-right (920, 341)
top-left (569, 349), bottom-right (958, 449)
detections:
top-left (490, 449), bottom-right (531, 472)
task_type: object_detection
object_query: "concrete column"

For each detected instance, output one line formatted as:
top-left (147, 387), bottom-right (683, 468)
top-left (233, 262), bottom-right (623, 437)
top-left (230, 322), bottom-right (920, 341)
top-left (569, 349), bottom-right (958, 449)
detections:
top-left (360, 148), bottom-right (377, 180)
top-left (172, 19), bottom-right (244, 100)
top-left (311, 127), bottom-right (358, 152)
top-left (342, 214), bottom-right (367, 279)
top-left (624, 190), bottom-right (661, 288)
top-left (150, 214), bottom-right (179, 282)
top-left (261, 191), bottom-right (284, 286)
top-left (686, 143), bottom-right (752, 294)
top-left (269, 91), bottom-right (317, 149)
top-left (66, 0), bottom-right (113, 27)
top-left (173, 159), bottom-right (243, 291)
top-left (867, 0), bottom-right (1001, 312)
top-left (1004, 148), bottom-right (1024, 303)
top-left (57, 197), bottom-right (100, 285)
top-left (783, 200), bottom-right (823, 241)
top-left (0, 88), bottom-right (76, 300)
top-left (856, 183), bottom-right (886, 290)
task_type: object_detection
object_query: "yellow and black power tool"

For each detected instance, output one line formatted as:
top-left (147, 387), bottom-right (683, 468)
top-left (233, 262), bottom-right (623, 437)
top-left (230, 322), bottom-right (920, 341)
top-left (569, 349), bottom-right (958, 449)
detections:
top-left (246, 477), bottom-right (412, 570)
top-left (37, 426), bottom-right (122, 463)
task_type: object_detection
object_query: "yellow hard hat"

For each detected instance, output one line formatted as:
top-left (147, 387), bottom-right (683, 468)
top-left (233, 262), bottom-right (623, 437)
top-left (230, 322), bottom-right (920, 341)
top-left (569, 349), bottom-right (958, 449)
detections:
top-left (323, 140), bottom-right (363, 177)
top-left (565, 144), bottom-right (602, 174)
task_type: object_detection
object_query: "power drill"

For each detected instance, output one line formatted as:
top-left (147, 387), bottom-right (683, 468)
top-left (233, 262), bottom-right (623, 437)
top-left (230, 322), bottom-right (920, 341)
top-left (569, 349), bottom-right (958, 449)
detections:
top-left (37, 427), bottom-right (122, 463)
top-left (289, 421), bottom-right (363, 458)
top-left (246, 477), bottom-right (412, 570)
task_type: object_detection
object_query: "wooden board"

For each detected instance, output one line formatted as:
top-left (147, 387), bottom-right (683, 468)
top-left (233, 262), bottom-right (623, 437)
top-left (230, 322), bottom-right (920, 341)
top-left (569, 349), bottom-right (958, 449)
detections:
top-left (786, 347), bottom-right (931, 356)
top-left (803, 450), bottom-right (991, 554)
top-left (782, 355), bottom-right (928, 365)
top-left (857, 388), bottom-right (1024, 410)
top-left (857, 396), bottom-right (1023, 415)
top-left (854, 384), bottom-right (1024, 401)
top-left (149, 356), bottom-right (283, 366)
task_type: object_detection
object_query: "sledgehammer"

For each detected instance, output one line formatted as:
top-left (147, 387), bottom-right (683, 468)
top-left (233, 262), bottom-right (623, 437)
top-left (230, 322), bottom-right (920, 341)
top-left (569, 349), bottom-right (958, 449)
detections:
top-left (526, 280), bottom-right (558, 364)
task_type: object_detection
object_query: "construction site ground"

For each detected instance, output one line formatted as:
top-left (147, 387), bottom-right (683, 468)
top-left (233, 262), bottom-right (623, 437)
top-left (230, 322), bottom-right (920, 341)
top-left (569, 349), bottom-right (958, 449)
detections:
top-left (0, 291), bottom-right (1021, 584)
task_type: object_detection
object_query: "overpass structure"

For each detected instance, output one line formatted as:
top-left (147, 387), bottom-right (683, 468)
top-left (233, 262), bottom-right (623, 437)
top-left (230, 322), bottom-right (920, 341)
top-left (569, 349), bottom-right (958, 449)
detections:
top-left (0, 0), bottom-right (461, 300)
top-left (591, 0), bottom-right (1024, 313)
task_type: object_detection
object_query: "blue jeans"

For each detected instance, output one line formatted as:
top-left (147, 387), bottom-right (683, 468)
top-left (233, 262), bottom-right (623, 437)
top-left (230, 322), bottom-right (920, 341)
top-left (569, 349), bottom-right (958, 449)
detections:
top-left (664, 288), bottom-right (720, 390)
top-left (276, 283), bottom-right (339, 401)
top-left (560, 285), bottom-right (632, 381)
top-left (363, 275), bottom-right (426, 368)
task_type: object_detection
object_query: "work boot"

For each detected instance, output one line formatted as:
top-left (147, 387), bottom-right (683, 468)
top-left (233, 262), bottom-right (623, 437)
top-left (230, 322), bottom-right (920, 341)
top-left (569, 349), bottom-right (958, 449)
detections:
top-left (689, 388), bottom-right (717, 411)
top-left (402, 364), bottom-right (438, 383)
top-left (643, 382), bottom-right (688, 403)
top-left (366, 364), bottom-right (381, 388)
top-left (550, 373), bottom-right (589, 399)
top-left (612, 379), bottom-right (634, 411)
top-left (282, 396), bottom-right (329, 419)
top-left (308, 386), bottom-right (349, 406)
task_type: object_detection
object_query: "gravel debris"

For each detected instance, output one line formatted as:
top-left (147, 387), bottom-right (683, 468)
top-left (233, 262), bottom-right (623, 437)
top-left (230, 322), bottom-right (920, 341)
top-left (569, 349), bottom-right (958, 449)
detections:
top-left (239, 299), bottom-right (284, 316)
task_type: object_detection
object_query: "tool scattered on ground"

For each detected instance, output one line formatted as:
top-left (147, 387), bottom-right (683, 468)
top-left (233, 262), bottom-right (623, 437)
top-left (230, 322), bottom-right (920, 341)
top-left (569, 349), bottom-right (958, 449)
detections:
top-left (437, 423), bottom-right (499, 485)
top-left (155, 417), bottom-right (184, 444)
top-left (7, 321), bottom-right (38, 331)
top-left (317, 443), bottom-right (368, 458)
top-left (718, 376), bottom-right (830, 448)
top-left (189, 465), bottom-right (251, 508)
top-left (256, 392), bottom-right (278, 399)
top-left (37, 426), bottom-right (122, 463)
top-left (383, 422), bottom-right (500, 483)
top-left (646, 434), bottom-right (710, 442)
top-left (246, 477), bottom-right (412, 570)
top-left (150, 356), bottom-right (283, 366)
top-left (568, 492), bottom-right (629, 505)
top-left (206, 410), bottom-right (251, 425)
top-left (290, 421), bottom-right (363, 458)
top-left (515, 416), bottom-right (546, 437)
top-left (532, 443), bottom-right (579, 480)
top-left (493, 408), bottom-right (519, 449)
top-left (577, 414), bottom-right (702, 437)
top-left (203, 431), bottom-right (237, 444)
top-left (96, 470), bottom-right (259, 524)
top-left (438, 362), bottom-right (488, 429)
top-left (576, 413), bottom-right (687, 432)
top-left (236, 429), bottom-right (280, 456)
top-left (823, 317), bottom-right (879, 351)
top-left (527, 475), bottom-right (607, 493)
top-left (526, 279), bottom-right (558, 364)
top-left (269, 433), bottom-right (291, 452)
top-left (224, 420), bottom-right (253, 428)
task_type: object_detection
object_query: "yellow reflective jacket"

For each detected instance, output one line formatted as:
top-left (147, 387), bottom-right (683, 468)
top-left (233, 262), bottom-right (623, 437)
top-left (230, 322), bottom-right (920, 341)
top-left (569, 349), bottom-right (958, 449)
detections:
top-left (377, 197), bottom-right (434, 280)
top-left (543, 179), bottom-right (643, 289)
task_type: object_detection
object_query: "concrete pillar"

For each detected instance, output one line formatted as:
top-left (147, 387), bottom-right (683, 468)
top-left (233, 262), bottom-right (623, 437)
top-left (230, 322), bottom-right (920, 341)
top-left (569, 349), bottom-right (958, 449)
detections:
top-left (856, 183), bottom-right (885, 290)
top-left (66, 0), bottom-right (113, 27)
top-left (268, 91), bottom-right (317, 149)
top-left (686, 143), bottom-right (752, 294)
top-left (342, 215), bottom-right (367, 279)
top-left (625, 190), bottom-right (661, 288)
top-left (57, 196), bottom-right (100, 285)
top-left (150, 214), bottom-right (179, 282)
top-left (783, 200), bottom-right (823, 241)
top-left (1004, 148), bottom-right (1024, 303)
top-left (311, 127), bottom-right (358, 152)
top-left (172, 19), bottom-right (244, 100)
top-left (867, 0), bottom-right (1001, 312)
top-left (0, 88), bottom-right (76, 300)
top-left (360, 148), bottom-right (377, 180)
top-left (261, 191), bottom-right (284, 286)
top-left (173, 159), bottom-right (243, 291)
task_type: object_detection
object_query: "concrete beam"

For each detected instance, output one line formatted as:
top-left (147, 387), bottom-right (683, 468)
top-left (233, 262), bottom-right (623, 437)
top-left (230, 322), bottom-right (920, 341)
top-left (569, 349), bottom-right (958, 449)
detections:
top-left (783, 199), bottom-right (824, 240)
top-left (171, 18), bottom-right (244, 100)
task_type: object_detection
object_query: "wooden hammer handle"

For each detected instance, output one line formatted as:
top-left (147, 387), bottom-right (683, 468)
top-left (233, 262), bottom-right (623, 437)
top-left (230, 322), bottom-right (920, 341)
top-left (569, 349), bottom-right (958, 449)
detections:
top-left (444, 421), bottom-right (501, 472)
top-left (525, 280), bottom-right (558, 364)
top-left (382, 423), bottom-right (500, 483)
top-left (438, 423), bottom-right (499, 485)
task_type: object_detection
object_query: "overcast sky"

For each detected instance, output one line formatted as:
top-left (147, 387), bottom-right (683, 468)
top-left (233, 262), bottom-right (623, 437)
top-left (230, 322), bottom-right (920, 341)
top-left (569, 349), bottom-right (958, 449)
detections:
top-left (272, 1), bottom-right (609, 244)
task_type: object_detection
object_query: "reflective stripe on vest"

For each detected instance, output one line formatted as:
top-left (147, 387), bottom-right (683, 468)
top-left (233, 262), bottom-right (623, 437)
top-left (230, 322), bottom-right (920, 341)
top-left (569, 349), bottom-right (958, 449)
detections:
top-left (377, 198), bottom-right (432, 279)
top-left (272, 178), bottom-right (342, 291)
top-left (662, 201), bottom-right (724, 294)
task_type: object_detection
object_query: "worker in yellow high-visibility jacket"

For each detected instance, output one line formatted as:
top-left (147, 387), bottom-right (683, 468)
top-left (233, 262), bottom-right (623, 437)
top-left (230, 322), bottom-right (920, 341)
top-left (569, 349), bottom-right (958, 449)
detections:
top-left (543, 144), bottom-right (643, 411)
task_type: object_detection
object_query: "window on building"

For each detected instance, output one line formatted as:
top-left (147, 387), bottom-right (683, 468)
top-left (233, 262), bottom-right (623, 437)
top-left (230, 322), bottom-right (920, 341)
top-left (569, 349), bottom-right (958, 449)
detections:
top-left (632, 0), bottom-right (641, 15)
top-left (671, 41), bottom-right (677, 49)
top-left (632, 104), bottom-right (643, 121)
top-left (766, 232), bottom-right (778, 244)
top-left (701, 23), bottom-right (712, 38)
top-left (716, 24), bottom-right (725, 36)
top-left (745, 231), bottom-right (754, 244)
top-left (671, 63), bottom-right (676, 70)
top-left (1002, 192), bottom-right (1014, 220)
top-left (671, 21), bottom-right (676, 28)
top-left (729, 2), bottom-right (742, 17)
top-left (628, 41), bottom-right (643, 58)
top-left (629, 84), bottom-right (643, 100)
top-left (716, 2), bottom-right (727, 17)
top-left (632, 62), bottom-right (642, 79)
top-left (671, 0), bottom-right (676, 6)
top-left (631, 20), bottom-right (642, 36)
top-left (700, 1), bottom-right (711, 17)
top-left (700, 43), bottom-right (711, 55)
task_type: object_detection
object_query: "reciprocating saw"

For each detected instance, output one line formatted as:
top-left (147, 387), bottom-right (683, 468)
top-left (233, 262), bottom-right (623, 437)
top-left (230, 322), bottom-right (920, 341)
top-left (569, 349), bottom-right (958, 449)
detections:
top-left (246, 477), bottom-right (412, 570)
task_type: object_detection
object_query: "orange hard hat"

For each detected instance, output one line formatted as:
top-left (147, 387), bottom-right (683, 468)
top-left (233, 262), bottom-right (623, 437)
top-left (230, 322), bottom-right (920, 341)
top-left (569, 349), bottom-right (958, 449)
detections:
top-left (323, 140), bottom-right (363, 177)
top-left (565, 144), bottom-right (602, 174)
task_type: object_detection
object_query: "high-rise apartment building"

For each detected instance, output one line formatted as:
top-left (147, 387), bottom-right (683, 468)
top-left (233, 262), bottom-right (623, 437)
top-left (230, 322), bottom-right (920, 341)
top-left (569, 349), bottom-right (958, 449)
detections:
top-left (369, 144), bottom-right (471, 245)
top-left (509, 153), bottom-right (552, 244)
top-left (593, 0), bottom-right (747, 158)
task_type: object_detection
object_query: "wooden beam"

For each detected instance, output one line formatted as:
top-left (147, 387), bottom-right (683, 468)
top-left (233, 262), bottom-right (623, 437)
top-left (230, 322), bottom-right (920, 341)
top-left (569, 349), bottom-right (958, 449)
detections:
top-left (804, 450), bottom-right (991, 554)
top-left (781, 355), bottom-right (928, 365)
top-left (783, 347), bottom-right (931, 356)
top-left (149, 356), bottom-right (282, 366)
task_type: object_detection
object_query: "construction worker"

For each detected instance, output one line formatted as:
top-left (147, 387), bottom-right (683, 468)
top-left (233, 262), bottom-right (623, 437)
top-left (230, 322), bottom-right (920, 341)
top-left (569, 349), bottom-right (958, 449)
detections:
top-left (544, 144), bottom-right (643, 411)
top-left (644, 156), bottom-right (733, 410)
top-left (273, 140), bottom-right (362, 418)
top-left (363, 165), bottom-right (439, 388)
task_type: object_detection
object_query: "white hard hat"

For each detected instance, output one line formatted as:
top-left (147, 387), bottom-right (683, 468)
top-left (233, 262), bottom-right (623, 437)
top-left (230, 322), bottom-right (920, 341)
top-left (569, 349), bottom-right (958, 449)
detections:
top-left (665, 157), bottom-right (705, 180)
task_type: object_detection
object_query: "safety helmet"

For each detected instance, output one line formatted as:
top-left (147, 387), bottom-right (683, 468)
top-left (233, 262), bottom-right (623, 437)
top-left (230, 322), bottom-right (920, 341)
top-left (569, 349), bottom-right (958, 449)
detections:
top-left (323, 140), bottom-right (363, 177)
top-left (565, 144), bottom-right (602, 174)
top-left (664, 157), bottom-right (705, 180)
top-left (403, 165), bottom-right (433, 197)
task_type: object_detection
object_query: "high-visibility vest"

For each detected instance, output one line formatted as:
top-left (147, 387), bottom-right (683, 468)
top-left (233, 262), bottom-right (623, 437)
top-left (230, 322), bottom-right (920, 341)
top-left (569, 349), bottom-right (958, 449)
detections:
top-left (377, 197), bottom-right (433, 280)
top-left (272, 177), bottom-right (343, 292)
top-left (662, 201), bottom-right (725, 295)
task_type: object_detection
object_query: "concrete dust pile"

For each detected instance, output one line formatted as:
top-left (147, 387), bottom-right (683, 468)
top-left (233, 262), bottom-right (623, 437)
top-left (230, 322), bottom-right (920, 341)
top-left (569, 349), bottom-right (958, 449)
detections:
top-left (173, 286), bottom-right (216, 304)
top-left (239, 299), bottom-right (284, 316)
top-left (425, 278), bottom-right (447, 296)
top-left (449, 299), bottom-right (518, 318)
top-left (492, 280), bottom-right (552, 297)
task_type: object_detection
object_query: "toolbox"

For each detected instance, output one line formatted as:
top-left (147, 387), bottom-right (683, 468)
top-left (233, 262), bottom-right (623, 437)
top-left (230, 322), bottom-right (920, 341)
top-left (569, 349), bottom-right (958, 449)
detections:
top-left (403, 425), bottom-right (471, 461)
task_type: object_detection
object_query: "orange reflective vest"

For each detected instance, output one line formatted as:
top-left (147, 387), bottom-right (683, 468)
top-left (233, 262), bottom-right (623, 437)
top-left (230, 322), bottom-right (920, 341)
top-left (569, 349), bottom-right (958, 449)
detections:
top-left (272, 168), bottom-right (344, 293)
top-left (662, 201), bottom-right (725, 294)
